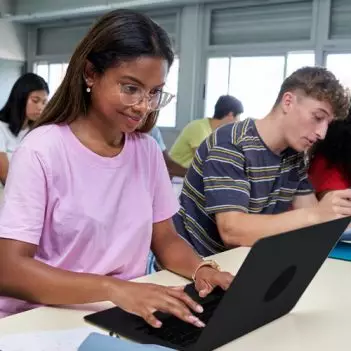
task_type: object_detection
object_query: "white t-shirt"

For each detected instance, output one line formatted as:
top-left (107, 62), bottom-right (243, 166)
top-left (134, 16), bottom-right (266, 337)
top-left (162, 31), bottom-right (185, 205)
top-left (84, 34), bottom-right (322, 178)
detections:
top-left (0, 121), bottom-right (28, 161)
top-left (0, 121), bottom-right (28, 190)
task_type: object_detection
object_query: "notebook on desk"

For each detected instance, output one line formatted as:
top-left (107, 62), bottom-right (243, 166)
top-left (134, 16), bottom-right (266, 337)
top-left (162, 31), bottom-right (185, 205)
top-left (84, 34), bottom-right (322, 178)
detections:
top-left (85, 216), bottom-right (350, 351)
top-left (329, 228), bottom-right (351, 261)
top-left (78, 332), bottom-right (173, 351)
top-left (329, 241), bottom-right (351, 261)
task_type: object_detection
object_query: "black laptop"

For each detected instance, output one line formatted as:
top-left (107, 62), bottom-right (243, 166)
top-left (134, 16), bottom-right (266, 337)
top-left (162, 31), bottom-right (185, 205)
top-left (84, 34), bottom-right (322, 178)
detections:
top-left (84, 216), bottom-right (350, 351)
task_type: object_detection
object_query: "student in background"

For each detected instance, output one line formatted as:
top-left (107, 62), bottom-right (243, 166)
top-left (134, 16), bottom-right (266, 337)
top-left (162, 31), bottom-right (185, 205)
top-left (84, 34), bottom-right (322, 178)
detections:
top-left (150, 126), bottom-right (187, 177)
top-left (0, 10), bottom-right (232, 327)
top-left (148, 126), bottom-right (187, 273)
top-left (308, 108), bottom-right (351, 199)
top-left (173, 67), bottom-right (351, 257)
top-left (169, 95), bottom-right (243, 168)
top-left (0, 73), bottom-right (49, 185)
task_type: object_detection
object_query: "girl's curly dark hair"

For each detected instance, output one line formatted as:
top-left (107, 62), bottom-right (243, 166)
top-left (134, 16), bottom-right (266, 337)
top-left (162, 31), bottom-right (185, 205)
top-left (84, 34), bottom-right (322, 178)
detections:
top-left (310, 108), bottom-right (351, 181)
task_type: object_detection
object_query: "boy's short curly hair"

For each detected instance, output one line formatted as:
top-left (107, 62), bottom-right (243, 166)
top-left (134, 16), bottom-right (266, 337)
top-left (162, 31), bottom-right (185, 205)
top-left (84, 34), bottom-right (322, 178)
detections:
top-left (274, 66), bottom-right (350, 120)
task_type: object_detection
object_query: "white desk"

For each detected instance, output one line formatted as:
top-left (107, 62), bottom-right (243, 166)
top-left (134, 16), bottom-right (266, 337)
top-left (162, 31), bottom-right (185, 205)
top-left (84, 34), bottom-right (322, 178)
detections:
top-left (0, 247), bottom-right (351, 350)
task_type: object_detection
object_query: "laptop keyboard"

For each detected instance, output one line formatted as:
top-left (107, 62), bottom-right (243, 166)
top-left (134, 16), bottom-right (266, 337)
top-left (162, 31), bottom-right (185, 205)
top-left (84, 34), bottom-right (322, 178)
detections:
top-left (136, 291), bottom-right (223, 347)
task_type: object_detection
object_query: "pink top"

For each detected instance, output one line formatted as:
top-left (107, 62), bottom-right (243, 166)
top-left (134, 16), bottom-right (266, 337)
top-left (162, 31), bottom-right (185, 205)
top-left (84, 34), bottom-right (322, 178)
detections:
top-left (0, 124), bottom-right (179, 318)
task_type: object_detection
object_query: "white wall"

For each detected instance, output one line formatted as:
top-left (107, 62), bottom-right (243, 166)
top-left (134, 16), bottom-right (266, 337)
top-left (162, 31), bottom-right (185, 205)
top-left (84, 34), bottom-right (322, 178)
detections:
top-left (0, 0), bottom-right (26, 107)
top-left (0, 59), bottom-right (24, 107)
top-left (0, 20), bottom-right (27, 61)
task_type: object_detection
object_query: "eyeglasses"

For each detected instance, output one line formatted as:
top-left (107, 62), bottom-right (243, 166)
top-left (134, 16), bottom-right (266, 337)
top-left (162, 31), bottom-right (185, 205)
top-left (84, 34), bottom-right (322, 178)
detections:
top-left (118, 83), bottom-right (175, 111)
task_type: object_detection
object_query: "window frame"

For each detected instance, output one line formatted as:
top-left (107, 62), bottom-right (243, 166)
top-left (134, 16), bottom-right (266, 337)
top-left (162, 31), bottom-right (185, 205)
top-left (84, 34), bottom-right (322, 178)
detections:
top-left (203, 50), bottom-right (316, 119)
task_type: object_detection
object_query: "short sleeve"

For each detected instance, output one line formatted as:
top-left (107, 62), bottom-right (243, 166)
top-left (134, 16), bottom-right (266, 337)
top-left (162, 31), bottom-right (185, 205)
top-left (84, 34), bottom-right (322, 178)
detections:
top-left (187, 123), bottom-right (207, 150)
top-left (203, 144), bottom-right (250, 214)
top-left (0, 146), bottom-right (48, 244)
top-left (296, 155), bottom-right (314, 195)
top-left (152, 144), bottom-right (180, 223)
top-left (0, 126), bottom-right (8, 153)
top-left (308, 154), bottom-right (349, 193)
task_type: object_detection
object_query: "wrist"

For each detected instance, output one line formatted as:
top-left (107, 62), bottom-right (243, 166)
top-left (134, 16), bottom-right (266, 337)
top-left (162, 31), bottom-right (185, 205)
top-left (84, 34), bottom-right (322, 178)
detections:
top-left (192, 260), bottom-right (221, 282)
top-left (102, 276), bottom-right (130, 303)
top-left (307, 207), bottom-right (323, 226)
top-left (195, 266), bottom-right (218, 280)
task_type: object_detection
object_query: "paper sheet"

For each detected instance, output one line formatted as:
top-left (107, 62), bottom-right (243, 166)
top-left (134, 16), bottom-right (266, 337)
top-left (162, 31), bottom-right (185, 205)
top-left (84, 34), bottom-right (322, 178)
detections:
top-left (0, 327), bottom-right (102, 351)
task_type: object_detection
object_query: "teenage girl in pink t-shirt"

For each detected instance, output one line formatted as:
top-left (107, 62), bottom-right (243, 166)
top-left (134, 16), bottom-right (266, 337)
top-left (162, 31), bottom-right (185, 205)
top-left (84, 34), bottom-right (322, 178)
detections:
top-left (0, 10), bottom-right (233, 328)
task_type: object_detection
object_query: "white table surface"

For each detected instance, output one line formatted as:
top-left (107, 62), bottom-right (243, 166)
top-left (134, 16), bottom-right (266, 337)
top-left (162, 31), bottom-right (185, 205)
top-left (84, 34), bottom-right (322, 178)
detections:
top-left (0, 247), bottom-right (350, 350)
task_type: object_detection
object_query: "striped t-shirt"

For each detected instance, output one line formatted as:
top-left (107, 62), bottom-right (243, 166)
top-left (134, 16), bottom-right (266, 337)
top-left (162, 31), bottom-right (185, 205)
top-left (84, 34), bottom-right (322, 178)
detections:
top-left (173, 118), bottom-right (313, 256)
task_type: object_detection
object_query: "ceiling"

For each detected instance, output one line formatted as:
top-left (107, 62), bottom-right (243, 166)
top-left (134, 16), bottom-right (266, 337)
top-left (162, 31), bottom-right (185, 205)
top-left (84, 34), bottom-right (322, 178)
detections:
top-left (1, 0), bottom-right (233, 23)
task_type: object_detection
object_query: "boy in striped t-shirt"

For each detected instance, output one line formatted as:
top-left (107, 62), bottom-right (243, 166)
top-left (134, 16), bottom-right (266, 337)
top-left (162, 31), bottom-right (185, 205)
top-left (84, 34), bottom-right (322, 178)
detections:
top-left (173, 66), bottom-right (351, 257)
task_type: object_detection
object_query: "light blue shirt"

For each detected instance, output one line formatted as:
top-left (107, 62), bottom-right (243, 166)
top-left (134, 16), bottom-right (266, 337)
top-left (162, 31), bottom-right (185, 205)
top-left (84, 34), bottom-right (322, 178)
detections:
top-left (150, 127), bottom-right (166, 152)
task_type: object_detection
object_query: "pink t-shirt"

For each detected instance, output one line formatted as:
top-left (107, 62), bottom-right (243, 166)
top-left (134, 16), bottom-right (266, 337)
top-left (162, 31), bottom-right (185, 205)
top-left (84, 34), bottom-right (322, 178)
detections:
top-left (0, 124), bottom-right (179, 318)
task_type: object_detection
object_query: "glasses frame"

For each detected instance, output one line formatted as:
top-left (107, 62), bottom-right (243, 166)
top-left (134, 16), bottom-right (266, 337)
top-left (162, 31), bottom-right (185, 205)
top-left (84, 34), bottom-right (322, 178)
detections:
top-left (118, 83), bottom-right (175, 111)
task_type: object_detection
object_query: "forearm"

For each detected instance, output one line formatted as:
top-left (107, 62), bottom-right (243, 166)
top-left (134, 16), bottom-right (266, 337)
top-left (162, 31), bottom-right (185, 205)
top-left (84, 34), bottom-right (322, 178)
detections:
top-left (0, 256), bottom-right (120, 305)
top-left (167, 162), bottom-right (187, 178)
top-left (218, 207), bottom-right (322, 247)
top-left (163, 152), bottom-right (187, 178)
top-left (153, 235), bottom-right (202, 280)
top-left (0, 153), bottom-right (9, 185)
